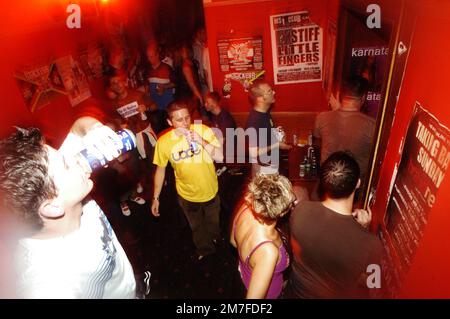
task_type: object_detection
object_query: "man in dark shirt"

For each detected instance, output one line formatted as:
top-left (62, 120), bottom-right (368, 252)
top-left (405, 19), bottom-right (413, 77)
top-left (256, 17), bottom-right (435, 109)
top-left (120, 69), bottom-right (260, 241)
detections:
top-left (204, 91), bottom-right (236, 163)
top-left (314, 75), bottom-right (375, 185)
top-left (284, 151), bottom-right (383, 298)
top-left (245, 80), bottom-right (291, 176)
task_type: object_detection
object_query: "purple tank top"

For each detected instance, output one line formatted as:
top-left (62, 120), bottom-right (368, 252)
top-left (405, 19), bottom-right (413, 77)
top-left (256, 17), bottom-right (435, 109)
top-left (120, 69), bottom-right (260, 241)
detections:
top-left (238, 240), bottom-right (289, 299)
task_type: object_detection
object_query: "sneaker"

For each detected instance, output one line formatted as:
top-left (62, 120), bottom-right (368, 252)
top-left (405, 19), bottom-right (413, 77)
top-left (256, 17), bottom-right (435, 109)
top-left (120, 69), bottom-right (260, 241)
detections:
top-left (130, 196), bottom-right (146, 205)
top-left (143, 270), bottom-right (151, 296)
top-left (135, 270), bottom-right (151, 299)
top-left (136, 183), bottom-right (143, 194)
top-left (120, 202), bottom-right (131, 216)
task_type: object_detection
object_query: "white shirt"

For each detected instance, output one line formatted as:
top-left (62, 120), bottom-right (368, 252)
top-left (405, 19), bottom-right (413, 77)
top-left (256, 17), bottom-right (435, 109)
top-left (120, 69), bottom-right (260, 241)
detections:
top-left (15, 200), bottom-right (136, 299)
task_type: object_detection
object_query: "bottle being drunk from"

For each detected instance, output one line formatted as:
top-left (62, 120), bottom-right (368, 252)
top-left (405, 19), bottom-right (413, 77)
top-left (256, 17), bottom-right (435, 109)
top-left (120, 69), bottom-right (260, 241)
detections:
top-left (77, 129), bottom-right (137, 173)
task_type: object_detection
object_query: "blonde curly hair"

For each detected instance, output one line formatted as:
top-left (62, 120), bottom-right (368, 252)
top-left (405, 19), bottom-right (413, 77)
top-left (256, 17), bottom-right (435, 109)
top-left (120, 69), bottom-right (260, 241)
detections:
top-left (246, 174), bottom-right (296, 220)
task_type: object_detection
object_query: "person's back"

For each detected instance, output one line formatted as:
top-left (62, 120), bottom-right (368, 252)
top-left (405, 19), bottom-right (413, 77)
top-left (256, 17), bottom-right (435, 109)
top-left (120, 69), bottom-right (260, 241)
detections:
top-left (285, 200), bottom-right (382, 298)
top-left (230, 174), bottom-right (295, 299)
top-left (314, 75), bottom-right (375, 182)
top-left (315, 110), bottom-right (375, 177)
top-left (284, 151), bottom-right (382, 299)
top-left (233, 205), bottom-right (289, 299)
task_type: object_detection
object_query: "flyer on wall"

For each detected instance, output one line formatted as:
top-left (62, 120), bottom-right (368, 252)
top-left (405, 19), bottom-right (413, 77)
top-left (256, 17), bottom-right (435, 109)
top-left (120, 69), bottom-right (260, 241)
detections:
top-left (217, 36), bottom-right (264, 90)
top-left (270, 11), bottom-right (323, 85)
top-left (55, 55), bottom-right (91, 107)
top-left (382, 102), bottom-right (450, 294)
top-left (14, 62), bottom-right (67, 113)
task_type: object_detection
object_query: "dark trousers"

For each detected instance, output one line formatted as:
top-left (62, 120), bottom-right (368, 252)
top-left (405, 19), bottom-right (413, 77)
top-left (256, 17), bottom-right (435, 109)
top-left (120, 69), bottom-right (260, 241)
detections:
top-left (178, 194), bottom-right (221, 256)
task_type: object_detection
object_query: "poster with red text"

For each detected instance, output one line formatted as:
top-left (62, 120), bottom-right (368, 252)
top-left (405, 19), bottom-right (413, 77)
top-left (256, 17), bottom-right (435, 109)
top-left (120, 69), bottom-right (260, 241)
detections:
top-left (270, 11), bottom-right (323, 84)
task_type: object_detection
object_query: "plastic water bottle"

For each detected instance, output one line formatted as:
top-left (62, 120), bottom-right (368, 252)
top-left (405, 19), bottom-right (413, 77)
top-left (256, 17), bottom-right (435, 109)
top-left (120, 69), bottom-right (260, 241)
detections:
top-left (78, 129), bottom-right (136, 173)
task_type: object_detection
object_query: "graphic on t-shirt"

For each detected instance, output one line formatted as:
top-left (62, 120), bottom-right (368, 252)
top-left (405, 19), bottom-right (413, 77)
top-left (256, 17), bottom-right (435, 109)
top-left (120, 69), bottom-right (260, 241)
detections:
top-left (172, 145), bottom-right (201, 162)
top-left (83, 212), bottom-right (117, 298)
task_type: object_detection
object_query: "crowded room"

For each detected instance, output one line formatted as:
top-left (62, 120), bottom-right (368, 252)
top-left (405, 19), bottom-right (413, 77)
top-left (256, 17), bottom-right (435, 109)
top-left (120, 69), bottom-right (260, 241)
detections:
top-left (0, 0), bottom-right (450, 300)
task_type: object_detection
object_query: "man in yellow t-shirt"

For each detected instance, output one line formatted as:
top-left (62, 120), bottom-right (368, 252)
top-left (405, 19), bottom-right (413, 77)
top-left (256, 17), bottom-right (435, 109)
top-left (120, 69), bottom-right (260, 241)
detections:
top-left (151, 100), bottom-right (224, 260)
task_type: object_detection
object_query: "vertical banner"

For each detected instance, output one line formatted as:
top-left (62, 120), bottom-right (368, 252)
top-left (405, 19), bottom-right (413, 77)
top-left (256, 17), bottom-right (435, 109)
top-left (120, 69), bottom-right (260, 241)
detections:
top-left (382, 102), bottom-right (450, 295)
top-left (270, 11), bottom-right (323, 84)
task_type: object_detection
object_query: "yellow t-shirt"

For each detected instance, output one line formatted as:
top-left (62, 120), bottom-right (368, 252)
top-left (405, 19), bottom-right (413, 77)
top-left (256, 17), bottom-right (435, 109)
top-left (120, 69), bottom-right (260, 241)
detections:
top-left (153, 124), bottom-right (220, 202)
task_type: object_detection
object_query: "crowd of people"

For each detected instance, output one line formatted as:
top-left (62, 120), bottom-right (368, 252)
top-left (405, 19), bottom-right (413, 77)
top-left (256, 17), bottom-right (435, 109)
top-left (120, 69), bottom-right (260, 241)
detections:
top-left (0, 29), bottom-right (381, 298)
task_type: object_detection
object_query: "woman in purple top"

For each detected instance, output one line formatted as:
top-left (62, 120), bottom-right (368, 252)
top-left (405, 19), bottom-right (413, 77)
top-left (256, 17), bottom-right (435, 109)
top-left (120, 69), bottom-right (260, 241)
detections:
top-left (230, 174), bottom-right (296, 299)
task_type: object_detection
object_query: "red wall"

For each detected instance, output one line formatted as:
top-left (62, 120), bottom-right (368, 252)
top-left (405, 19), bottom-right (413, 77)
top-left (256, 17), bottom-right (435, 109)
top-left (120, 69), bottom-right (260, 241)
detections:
top-left (204, 0), bottom-right (337, 113)
top-left (0, 1), bottom-right (112, 146)
top-left (372, 3), bottom-right (450, 298)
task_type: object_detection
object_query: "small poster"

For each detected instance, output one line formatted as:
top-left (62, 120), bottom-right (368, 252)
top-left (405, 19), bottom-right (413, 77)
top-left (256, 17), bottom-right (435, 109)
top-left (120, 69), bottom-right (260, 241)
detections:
top-left (15, 63), bottom-right (67, 113)
top-left (383, 102), bottom-right (450, 294)
top-left (217, 37), bottom-right (264, 89)
top-left (116, 101), bottom-right (139, 119)
top-left (77, 45), bottom-right (105, 81)
top-left (55, 55), bottom-right (91, 107)
top-left (270, 11), bottom-right (323, 84)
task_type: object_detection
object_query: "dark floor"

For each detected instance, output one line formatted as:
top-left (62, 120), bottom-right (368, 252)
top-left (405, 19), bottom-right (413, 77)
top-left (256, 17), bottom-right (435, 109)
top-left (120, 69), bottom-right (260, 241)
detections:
top-left (92, 161), bottom-right (249, 299)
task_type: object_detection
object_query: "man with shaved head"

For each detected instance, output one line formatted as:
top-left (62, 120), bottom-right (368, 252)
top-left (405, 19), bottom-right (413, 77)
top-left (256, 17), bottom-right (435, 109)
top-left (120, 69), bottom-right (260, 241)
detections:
top-left (284, 151), bottom-right (382, 298)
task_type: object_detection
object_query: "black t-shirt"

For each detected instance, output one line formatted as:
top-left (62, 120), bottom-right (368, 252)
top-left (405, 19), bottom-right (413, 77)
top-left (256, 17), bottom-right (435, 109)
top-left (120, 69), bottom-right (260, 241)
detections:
top-left (245, 109), bottom-right (278, 166)
top-left (210, 109), bottom-right (236, 138)
top-left (245, 109), bottom-right (277, 147)
top-left (285, 201), bottom-right (383, 299)
top-left (211, 109), bottom-right (236, 164)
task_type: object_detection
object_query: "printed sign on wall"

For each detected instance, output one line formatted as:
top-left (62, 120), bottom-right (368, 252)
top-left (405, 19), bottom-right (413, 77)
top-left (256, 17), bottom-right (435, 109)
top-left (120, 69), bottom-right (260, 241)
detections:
top-left (217, 36), bottom-right (264, 92)
top-left (14, 62), bottom-right (67, 113)
top-left (270, 11), bottom-right (323, 84)
top-left (55, 55), bottom-right (91, 107)
top-left (381, 102), bottom-right (450, 296)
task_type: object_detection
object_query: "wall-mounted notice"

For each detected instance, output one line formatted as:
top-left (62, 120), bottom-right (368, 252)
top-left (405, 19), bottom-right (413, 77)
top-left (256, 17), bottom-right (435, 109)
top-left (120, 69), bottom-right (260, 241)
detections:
top-left (55, 55), bottom-right (91, 107)
top-left (14, 62), bottom-right (67, 113)
top-left (270, 11), bottom-right (323, 84)
top-left (217, 36), bottom-right (264, 89)
top-left (384, 102), bottom-right (450, 291)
